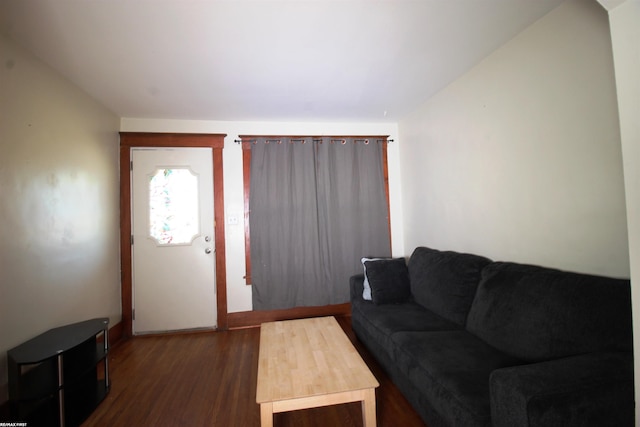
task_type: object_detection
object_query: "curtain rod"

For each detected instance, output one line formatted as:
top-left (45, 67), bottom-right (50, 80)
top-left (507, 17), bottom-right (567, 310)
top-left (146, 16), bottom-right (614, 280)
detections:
top-left (233, 138), bottom-right (394, 144)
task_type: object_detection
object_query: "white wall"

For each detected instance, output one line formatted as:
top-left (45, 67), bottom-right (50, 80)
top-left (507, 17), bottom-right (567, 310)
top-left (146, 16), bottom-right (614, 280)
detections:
top-left (120, 118), bottom-right (404, 313)
top-left (0, 34), bottom-right (121, 401)
top-left (398, 0), bottom-right (629, 278)
top-left (605, 0), bottom-right (640, 421)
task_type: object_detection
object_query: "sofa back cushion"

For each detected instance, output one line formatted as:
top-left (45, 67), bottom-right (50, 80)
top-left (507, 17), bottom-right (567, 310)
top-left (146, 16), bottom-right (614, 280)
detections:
top-left (407, 247), bottom-right (492, 326)
top-left (466, 262), bottom-right (633, 362)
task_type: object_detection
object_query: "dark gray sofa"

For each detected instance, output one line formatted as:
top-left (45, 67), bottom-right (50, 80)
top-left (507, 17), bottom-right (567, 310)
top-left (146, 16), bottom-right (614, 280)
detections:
top-left (350, 247), bottom-right (634, 427)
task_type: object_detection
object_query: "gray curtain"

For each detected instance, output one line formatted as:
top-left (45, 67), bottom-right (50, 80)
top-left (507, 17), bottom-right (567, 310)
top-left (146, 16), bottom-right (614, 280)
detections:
top-left (250, 136), bottom-right (391, 310)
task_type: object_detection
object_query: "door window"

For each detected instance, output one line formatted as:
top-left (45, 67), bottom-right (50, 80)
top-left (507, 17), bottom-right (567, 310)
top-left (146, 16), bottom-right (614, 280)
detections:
top-left (148, 167), bottom-right (199, 245)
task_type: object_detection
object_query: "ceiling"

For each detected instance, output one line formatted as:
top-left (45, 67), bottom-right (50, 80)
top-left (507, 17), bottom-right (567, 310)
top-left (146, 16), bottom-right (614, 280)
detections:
top-left (0, 0), bottom-right (565, 123)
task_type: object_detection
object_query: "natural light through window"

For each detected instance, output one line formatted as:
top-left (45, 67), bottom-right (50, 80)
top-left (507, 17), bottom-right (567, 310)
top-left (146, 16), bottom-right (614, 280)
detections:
top-left (148, 168), bottom-right (199, 245)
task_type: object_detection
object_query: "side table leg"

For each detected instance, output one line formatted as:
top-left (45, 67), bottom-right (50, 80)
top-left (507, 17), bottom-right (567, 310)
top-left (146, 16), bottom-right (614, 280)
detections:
top-left (260, 402), bottom-right (273, 427)
top-left (57, 353), bottom-right (65, 427)
top-left (361, 388), bottom-right (377, 427)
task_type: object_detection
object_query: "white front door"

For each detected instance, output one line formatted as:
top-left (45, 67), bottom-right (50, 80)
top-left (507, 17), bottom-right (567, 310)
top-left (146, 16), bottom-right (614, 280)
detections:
top-left (131, 147), bottom-right (216, 334)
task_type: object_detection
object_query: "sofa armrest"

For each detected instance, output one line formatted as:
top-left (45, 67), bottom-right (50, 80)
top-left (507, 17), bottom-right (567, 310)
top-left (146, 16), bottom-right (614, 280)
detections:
top-left (490, 352), bottom-right (634, 427)
top-left (350, 274), bottom-right (365, 301)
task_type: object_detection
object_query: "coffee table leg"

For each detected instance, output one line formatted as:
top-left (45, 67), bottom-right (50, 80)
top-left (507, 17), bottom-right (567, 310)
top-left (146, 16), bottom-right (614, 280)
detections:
top-left (361, 388), bottom-right (377, 427)
top-left (260, 402), bottom-right (273, 427)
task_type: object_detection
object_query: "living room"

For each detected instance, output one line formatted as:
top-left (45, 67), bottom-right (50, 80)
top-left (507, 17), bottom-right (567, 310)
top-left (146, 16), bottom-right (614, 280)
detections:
top-left (1, 0), bottom-right (638, 425)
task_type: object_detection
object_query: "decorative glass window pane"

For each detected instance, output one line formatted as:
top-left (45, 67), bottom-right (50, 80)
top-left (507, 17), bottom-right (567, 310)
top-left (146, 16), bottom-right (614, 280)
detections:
top-left (148, 168), bottom-right (199, 245)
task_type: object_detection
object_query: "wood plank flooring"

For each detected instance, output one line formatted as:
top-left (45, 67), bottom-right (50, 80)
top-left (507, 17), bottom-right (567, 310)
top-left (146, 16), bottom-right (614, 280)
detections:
top-left (82, 316), bottom-right (426, 427)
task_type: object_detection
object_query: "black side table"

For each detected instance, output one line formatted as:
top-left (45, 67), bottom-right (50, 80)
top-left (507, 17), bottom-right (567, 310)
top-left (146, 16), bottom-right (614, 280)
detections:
top-left (7, 318), bottom-right (110, 426)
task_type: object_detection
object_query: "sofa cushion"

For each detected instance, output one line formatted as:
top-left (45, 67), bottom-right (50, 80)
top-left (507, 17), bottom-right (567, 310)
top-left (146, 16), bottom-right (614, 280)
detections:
top-left (364, 258), bottom-right (411, 304)
top-left (407, 247), bottom-right (492, 326)
top-left (352, 300), bottom-right (460, 337)
top-left (351, 298), bottom-right (461, 366)
top-left (466, 262), bottom-right (633, 363)
top-left (391, 330), bottom-right (523, 427)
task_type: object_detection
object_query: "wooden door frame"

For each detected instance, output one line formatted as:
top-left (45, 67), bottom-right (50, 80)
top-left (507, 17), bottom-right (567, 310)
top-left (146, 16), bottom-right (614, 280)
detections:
top-left (119, 132), bottom-right (228, 338)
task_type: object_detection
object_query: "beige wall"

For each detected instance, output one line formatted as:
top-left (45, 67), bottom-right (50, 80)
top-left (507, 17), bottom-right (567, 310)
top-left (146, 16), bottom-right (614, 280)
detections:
top-left (120, 118), bottom-right (405, 313)
top-left (0, 34), bottom-right (121, 401)
top-left (398, 0), bottom-right (629, 278)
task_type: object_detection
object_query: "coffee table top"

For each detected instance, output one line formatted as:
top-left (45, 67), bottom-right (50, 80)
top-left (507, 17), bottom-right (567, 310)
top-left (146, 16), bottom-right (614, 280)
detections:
top-left (256, 316), bottom-right (379, 404)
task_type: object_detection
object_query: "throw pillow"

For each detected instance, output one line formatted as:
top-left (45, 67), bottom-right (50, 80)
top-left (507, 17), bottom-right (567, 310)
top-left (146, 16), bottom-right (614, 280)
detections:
top-left (361, 257), bottom-right (390, 300)
top-left (364, 258), bottom-right (410, 305)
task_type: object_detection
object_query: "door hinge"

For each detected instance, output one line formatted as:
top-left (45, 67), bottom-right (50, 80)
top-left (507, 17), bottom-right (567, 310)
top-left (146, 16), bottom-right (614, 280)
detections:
top-left (132, 309), bottom-right (135, 321)
top-left (130, 160), bottom-right (133, 171)
top-left (131, 235), bottom-right (134, 245)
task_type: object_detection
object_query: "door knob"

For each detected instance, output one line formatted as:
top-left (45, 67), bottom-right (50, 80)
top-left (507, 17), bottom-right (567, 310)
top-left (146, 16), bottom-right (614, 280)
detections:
top-left (205, 248), bottom-right (212, 254)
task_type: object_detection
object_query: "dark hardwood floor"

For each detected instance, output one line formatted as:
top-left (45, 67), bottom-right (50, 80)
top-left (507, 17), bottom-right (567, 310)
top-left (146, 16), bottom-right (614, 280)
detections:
top-left (82, 315), bottom-right (426, 427)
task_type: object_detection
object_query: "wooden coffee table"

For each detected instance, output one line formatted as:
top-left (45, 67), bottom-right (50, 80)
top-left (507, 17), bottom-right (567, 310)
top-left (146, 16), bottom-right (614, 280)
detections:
top-left (256, 316), bottom-right (379, 427)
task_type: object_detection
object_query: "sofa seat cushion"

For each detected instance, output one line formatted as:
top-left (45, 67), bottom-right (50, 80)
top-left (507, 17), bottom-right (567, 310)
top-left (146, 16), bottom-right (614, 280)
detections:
top-left (352, 300), bottom-right (460, 334)
top-left (351, 299), bottom-right (461, 363)
top-left (408, 247), bottom-right (492, 327)
top-left (466, 262), bottom-right (633, 363)
top-left (391, 330), bottom-right (524, 427)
